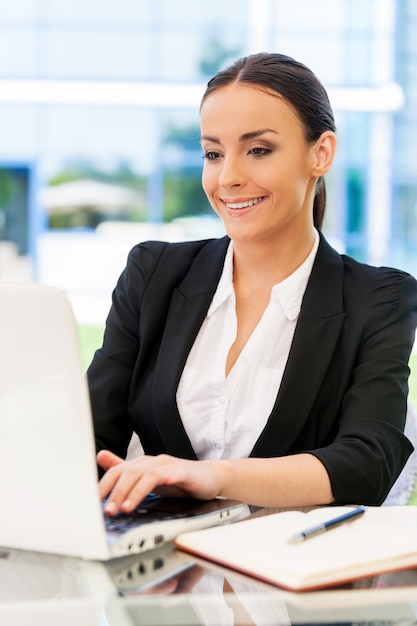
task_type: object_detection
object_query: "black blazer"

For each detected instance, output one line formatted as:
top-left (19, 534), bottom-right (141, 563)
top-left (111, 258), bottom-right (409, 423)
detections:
top-left (88, 233), bottom-right (417, 505)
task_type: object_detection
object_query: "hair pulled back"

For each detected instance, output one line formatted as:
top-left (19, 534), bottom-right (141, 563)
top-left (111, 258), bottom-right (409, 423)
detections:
top-left (201, 53), bottom-right (336, 229)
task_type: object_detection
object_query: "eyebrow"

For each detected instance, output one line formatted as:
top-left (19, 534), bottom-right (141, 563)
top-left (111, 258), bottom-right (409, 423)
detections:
top-left (200, 128), bottom-right (279, 144)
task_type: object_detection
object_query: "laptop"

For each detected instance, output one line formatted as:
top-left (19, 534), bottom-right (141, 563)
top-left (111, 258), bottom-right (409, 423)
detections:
top-left (105, 541), bottom-right (197, 595)
top-left (0, 283), bottom-right (246, 560)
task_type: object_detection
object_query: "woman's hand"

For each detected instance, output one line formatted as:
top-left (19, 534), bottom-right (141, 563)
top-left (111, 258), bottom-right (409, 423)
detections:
top-left (97, 450), bottom-right (222, 515)
top-left (98, 450), bottom-right (334, 513)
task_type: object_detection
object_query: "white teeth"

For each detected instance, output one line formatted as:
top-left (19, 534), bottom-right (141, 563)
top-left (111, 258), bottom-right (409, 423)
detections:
top-left (226, 197), bottom-right (264, 209)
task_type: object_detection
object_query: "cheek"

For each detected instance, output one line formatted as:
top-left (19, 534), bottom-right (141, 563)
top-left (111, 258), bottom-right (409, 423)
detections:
top-left (202, 168), bottom-right (215, 199)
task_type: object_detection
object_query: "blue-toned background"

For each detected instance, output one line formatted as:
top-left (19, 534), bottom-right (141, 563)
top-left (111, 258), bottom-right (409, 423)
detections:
top-left (1, 0), bottom-right (417, 325)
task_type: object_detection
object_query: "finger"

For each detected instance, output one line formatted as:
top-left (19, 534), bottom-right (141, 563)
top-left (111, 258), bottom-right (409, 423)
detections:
top-left (97, 449), bottom-right (124, 470)
top-left (133, 578), bottom-right (179, 596)
top-left (102, 456), bottom-right (161, 513)
top-left (97, 450), bottom-right (126, 502)
top-left (175, 565), bottom-right (206, 593)
top-left (98, 462), bottom-right (124, 501)
top-left (117, 462), bottom-right (191, 513)
top-left (108, 463), bottom-right (162, 513)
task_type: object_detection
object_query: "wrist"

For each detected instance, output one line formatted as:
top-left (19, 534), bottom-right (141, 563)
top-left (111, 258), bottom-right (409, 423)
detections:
top-left (209, 458), bottom-right (234, 499)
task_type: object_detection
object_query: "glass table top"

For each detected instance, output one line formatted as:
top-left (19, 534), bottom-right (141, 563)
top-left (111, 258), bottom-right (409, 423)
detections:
top-left (2, 540), bottom-right (417, 626)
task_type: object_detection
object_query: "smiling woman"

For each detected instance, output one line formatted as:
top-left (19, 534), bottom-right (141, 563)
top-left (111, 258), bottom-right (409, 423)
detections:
top-left (87, 53), bottom-right (417, 516)
top-left (199, 82), bottom-right (336, 291)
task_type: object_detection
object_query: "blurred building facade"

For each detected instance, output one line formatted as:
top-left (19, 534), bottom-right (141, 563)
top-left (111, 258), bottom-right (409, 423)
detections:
top-left (0, 0), bottom-right (417, 285)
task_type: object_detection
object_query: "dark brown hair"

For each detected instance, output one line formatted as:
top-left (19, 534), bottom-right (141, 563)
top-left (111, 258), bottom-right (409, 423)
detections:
top-left (201, 53), bottom-right (336, 229)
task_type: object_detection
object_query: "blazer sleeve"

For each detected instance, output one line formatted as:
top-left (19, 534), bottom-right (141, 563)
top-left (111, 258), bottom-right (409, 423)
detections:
top-left (87, 241), bottom-right (170, 459)
top-left (310, 267), bottom-right (417, 505)
top-left (87, 237), bottom-right (223, 461)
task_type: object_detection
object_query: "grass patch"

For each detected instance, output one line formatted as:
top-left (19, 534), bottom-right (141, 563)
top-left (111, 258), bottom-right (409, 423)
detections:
top-left (409, 354), bottom-right (417, 409)
top-left (77, 325), bottom-right (104, 371)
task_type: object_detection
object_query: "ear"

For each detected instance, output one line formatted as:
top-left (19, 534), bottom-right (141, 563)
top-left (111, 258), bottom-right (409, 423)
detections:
top-left (310, 131), bottom-right (337, 177)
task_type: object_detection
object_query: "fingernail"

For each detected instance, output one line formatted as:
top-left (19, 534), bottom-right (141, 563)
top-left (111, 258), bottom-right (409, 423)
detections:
top-left (121, 499), bottom-right (132, 511)
top-left (104, 501), bottom-right (116, 514)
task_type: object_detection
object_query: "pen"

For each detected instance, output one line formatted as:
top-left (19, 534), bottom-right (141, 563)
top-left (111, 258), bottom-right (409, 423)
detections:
top-left (288, 506), bottom-right (367, 544)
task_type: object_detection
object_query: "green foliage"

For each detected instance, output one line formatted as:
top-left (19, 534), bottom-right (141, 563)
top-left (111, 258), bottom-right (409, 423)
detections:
top-left (165, 123), bottom-right (201, 151)
top-left (48, 160), bottom-right (146, 189)
top-left (0, 169), bottom-right (17, 211)
top-left (198, 37), bottom-right (242, 77)
top-left (163, 169), bottom-right (210, 222)
top-left (47, 161), bottom-right (147, 229)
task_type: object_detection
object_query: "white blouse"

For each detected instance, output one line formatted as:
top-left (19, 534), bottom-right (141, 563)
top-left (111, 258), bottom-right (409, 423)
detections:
top-left (176, 231), bottom-right (319, 460)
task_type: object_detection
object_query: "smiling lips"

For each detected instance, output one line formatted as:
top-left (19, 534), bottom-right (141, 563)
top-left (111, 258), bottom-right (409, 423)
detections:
top-left (225, 196), bottom-right (266, 210)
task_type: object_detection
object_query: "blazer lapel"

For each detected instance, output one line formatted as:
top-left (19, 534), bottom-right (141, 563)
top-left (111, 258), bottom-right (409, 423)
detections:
top-left (152, 237), bottom-right (230, 458)
top-left (251, 235), bottom-right (346, 457)
top-left (151, 234), bottom-right (346, 459)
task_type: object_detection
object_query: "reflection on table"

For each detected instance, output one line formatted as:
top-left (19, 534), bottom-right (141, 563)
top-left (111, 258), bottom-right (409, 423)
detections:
top-left (2, 509), bottom-right (417, 626)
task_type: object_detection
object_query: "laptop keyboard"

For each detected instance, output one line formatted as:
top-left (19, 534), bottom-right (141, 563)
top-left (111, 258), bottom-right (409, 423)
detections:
top-left (102, 494), bottom-right (188, 534)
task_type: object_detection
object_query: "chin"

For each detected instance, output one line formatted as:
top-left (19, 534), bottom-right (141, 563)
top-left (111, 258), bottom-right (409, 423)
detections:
top-left (224, 228), bottom-right (261, 243)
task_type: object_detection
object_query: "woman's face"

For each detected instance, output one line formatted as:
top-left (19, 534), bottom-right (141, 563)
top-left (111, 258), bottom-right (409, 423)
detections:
top-left (200, 82), bottom-right (321, 246)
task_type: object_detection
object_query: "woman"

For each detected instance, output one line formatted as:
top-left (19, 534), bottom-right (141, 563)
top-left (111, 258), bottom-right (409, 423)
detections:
top-left (88, 52), bottom-right (417, 515)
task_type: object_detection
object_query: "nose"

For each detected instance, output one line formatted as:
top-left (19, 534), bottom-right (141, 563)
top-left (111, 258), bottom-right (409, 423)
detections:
top-left (218, 155), bottom-right (246, 188)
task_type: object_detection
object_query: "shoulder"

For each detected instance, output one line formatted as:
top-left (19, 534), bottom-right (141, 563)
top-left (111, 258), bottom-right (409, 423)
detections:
top-left (318, 233), bottom-right (417, 300)
top-left (127, 236), bottom-right (228, 264)
top-left (123, 236), bottom-right (230, 289)
top-left (341, 252), bottom-right (417, 309)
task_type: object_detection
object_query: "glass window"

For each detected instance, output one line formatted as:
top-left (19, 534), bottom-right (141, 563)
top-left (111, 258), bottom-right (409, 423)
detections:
top-left (0, 105), bottom-right (38, 157)
top-left (344, 36), bottom-right (373, 84)
top-left (161, 0), bottom-right (249, 26)
top-left (158, 29), bottom-right (245, 81)
top-left (275, 0), bottom-right (347, 30)
top-left (0, 27), bottom-right (38, 77)
top-left (44, 0), bottom-right (153, 24)
top-left (269, 34), bottom-right (345, 85)
top-left (0, 1), bottom-right (38, 19)
top-left (45, 28), bottom-right (153, 79)
top-left (45, 106), bottom-right (159, 170)
top-left (345, 0), bottom-right (373, 32)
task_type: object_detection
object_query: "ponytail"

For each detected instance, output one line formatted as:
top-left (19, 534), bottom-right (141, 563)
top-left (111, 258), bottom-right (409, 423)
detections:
top-left (313, 177), bottom-right (326, 230)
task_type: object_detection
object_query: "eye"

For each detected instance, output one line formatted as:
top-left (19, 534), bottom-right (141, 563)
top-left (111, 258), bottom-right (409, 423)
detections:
top-left (250, 147), bottom-right (272, 157)
top-left (202, 150), bottom-right (221, 161)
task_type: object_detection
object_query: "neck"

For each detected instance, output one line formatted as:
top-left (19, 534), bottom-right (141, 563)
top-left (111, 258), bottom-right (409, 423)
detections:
top-left (232, 227), bottom-right (317, 288)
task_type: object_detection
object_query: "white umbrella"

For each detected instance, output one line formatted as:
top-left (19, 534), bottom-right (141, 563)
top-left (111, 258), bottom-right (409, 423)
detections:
top-left (39, 179), bottom-right (142, 214)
